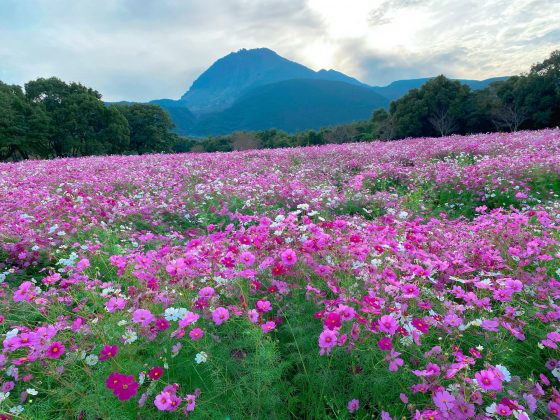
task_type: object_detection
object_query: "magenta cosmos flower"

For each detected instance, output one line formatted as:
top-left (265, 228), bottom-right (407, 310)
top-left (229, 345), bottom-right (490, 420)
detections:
top-left (401, 283), bottom-right (420, 298)
top-left (261, 321), bottom-right (276, 333)
top-left (324, 312), bottom-right (341, 330)
top-left (280, 249), bottom-right (297, 266)
top-left (149, 366), bottom-right (163, 380)
top-left (106, 372), bottom-right (138, 401)
top-left (189, 328), bottom-right (204, 340)
top-left (378, 315), bottom-right (399, 335)
top-left (46, 341), bottom-right (65, 359)
top-left (256, 300), bottom-right (272, 313)
top-left (377, 337), bottom-right (393, 351)
top-left (155, 318), bottom-right (169, 331)
top-left (99, 344), bottom-right (118, 361)
top-left (212, 307), bottom-right (229, 325)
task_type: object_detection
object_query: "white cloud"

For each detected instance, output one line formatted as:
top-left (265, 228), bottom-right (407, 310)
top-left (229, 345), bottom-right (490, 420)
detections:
top-left (0, 0), bottom-right (558, 100)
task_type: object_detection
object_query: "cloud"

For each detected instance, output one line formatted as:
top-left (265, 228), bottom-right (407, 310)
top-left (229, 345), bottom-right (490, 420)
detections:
top-left (0, 0), bottom-right (558, 100)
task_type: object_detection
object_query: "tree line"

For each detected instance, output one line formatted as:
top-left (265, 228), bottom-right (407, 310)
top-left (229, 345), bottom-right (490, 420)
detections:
top-left (0, 77), bottom-right (177, 160)
top-left (1, 51), bottom-right (559, 160)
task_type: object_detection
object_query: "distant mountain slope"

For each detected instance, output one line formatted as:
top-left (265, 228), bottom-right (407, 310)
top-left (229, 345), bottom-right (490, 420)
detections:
top-left (371, 76), bottom-right (508, 101)
top-left (116, 48), bottom-right (508, 136)
top-left (181, 48), bottom-right (317, 114)
top-left (188, 79), bottom-right (389, 135)
top-left (179, 48), bottom-right (375, 114)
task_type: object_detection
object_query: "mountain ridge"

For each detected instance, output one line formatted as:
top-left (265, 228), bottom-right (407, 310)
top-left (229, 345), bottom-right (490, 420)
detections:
top-left (126, 47), bottom-right (509, 136)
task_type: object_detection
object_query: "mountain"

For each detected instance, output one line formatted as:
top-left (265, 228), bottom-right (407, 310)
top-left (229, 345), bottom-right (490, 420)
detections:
top-left (179, 48), bottom-right (377, 114)
top-left (136, 48), bottom-right (508, 136)
top-left (371, 76), bottom-right (509, 101)
top-left (189, 79), bottom-right (389, 135)
top-left (180, 48), bottom-right (318, 114)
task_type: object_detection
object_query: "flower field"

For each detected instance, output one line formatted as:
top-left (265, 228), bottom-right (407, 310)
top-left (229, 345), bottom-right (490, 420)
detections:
top-left (2, 129), bottom-right (560, 419)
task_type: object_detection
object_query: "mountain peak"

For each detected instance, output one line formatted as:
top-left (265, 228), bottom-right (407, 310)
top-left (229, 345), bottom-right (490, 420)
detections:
top-left (180, 47), bottom-right (316, 113)
top-left (179, 48), bottom-right (370, 114)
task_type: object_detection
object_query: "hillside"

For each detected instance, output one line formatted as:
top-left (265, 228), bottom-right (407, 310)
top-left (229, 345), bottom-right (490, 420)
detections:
top-left (189, 78), bottom-right (389, 135)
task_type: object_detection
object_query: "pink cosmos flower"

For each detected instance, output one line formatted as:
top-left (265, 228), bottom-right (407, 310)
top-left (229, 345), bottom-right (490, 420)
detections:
top-left (401, 283), bottom-right (419, 298)
top-left (337, 304), bottom-right (356, 321)
top-left (347, 399), bottom-right (359, 413)
top-left (99, 344), bottom-right (118, 361)
top-left (475, 368), bottom-right (503, 392)
top-left (433, 390), bottom-right (456, 413)
top-left (248, 309), bottom-right (259, 323)
top-left (239, 251), bottom-right (256, 266)
top-left (167, 394), bottom-right (182, 411)
top-left (166, 258), bottom-right (186, 276)
top-left (76, 258), bottom-right (90, 272)
top-left (189, 328), bottom-right (204, 340)
top-left (256, 300), bottom-right (272, 313)
top-left (548, 401), bottom-right (560, 418)
top-left (262, 321), bottom-right (276, 333)
top-left (105, 297), bottom-right (126, 313)
top-left (411, 318), bottom-right (429, 334)
top-left (318, 329), bottom-right (337, 355)
top-left (412, 363), bottom-right (441, 377)
top-left (185, 394), bottom-right (196, 412)
top-left (386, 350), bottom-right (404, 372)
top-left (212, 307), bottom-right (229, 325)
top-left (1, 382), bottom-right (14, 392)
top-left (444, 313), bottom-right (463, 327)
top-left (132, 309), bottom-right (155, 327)
top-left (378, 315), bottom-right (399, 335)
top-left (280, 249), bottom-right (297, 266)
top-left (46, 341), bottom-right (65, 359)
top-left (154, 391), bottom-right (172, 411)
top-left (495, 403), bottom-right (512, 417)
top-left (178, 311), bottom-right (200, 328)
top-left (198, 287), bottom-right (215, 298)
top-left (13, 281), bottom-right (36, 302)
top-left (481, 318), bottom-right (499, 332)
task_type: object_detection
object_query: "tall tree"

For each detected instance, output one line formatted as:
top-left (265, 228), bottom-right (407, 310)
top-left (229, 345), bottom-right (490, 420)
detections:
top-left (0, 82), bottom-right (49, 160)
top-left (113, 104), bottom-right (175, 154)
top-left (24, 77), bottom-right (129, 157)
top-left (390, 76), bottom-right (472, 138)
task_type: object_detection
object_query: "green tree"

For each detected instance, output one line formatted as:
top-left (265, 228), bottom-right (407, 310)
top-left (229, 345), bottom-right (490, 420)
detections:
top-left (0, 81), bottom-right (50, 160)
top-left (390, 76), bottom-right (472, 138)
top-left (113, 104), bottom-right (175, 154)
top-left (25, 77), bottom-right (129, 156)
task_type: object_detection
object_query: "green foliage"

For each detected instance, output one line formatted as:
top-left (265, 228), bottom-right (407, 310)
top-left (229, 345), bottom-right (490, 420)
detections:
top-left (24, 77), bottom-right (130, 157)
top-left (113, 103), bottom-right (176, 154)
top-left (0, 81), bottom-right (50, 160)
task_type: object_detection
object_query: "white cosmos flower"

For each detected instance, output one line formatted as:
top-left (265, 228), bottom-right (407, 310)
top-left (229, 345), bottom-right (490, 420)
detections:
top-left (85, 354), bottom-right (99, 366)
top-left (195, 352), bottom-right (208, 364)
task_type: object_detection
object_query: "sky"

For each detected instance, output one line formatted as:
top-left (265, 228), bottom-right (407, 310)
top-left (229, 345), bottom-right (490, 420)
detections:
top-left (1, 0), bottom-right (559, 102)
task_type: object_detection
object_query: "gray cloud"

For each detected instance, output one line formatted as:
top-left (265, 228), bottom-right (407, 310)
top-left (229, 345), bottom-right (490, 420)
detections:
top-left (0, 0), bottom-right (558, 100)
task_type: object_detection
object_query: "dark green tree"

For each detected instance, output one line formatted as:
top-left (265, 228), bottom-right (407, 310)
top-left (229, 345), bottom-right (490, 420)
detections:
top-left (113, 104), bottom-right (175, 154)
top-left (25, 77), bottom-right (129, 156)
top-left (390, 76), bottom-right (472, 138)
top-left (0, 81), bottom-right (50, 160)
